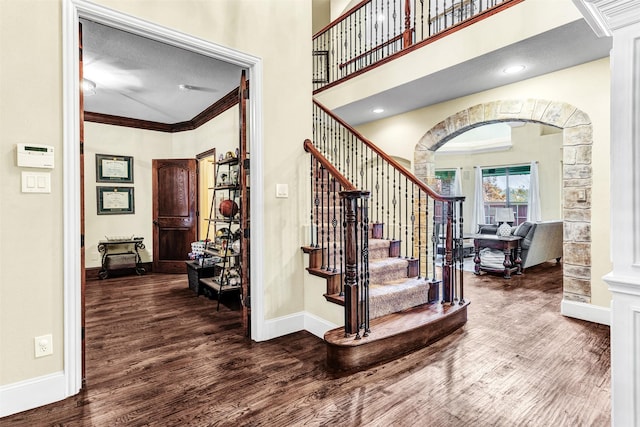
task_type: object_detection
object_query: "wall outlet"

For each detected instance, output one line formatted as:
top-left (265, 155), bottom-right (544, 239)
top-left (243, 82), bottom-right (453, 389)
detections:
top-left (34, 334), bottom-right (53, 358)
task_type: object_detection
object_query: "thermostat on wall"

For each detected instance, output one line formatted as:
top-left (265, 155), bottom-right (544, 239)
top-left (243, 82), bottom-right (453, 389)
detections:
top-left (17, 143), bottom-right (54, 168)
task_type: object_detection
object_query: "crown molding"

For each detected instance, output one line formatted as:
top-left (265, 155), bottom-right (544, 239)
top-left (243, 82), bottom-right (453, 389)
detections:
top-left (572, 0), bottom-right (640, 37)
top-left (85, 85), bottom-right (240, 133)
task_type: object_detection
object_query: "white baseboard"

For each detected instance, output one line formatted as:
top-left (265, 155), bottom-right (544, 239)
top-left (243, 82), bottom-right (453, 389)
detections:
top-left (304, 312), bottom-right (339, 339)
top-left (0, 371), bottom-right (67, 418)
top-left (561, 299), bottom-right (611, 326)
top-left (261, 311), bottom-right (338, 341)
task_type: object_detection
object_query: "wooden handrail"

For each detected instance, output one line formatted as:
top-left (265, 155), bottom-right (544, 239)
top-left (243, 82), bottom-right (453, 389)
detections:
top-left (313, 99), bottom-right (464, 203)
top-left (304, 138), bottom-right (357, 191)
top-left (312, 0), bottom-right (371, 40)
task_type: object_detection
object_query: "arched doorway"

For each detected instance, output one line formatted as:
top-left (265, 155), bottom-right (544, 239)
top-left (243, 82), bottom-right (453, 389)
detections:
top-left (414, 99), bottom-right (593, 303)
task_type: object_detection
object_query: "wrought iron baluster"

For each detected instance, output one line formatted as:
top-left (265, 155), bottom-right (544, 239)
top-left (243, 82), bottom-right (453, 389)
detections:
top-left (386, 162), bottom-right (390, 239)
top-left (320, 166), bottom-right (327, 270)
top-left (362, 196), bottom-right (370, 336)
top-left (375, 155), bottom-right (380, 224)
top-left (405, 176), bottom-right (409, 258)
top-left (393, 168), bottom-right (398, 243)
top-left (387, 163), bottom-right (398, 240)
top-left (458, 199), bottom-right (465, 304)
top-left (331, 177), bottom-right (338, 273)
top-left (416, 187), bottom-right (421, 278)
top-left (311, 156), bottom-right (316, 247)
top-left (431, 198), bottom-right (437, 282)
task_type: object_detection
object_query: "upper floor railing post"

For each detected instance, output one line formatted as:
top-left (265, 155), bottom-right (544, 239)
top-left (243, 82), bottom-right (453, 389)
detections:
top-left (403, 0), bottom-right (413, 48)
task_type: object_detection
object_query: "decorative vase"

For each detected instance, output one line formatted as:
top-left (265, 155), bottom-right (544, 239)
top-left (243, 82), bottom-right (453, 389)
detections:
top-left (498, 221), bottom-right (512, 236)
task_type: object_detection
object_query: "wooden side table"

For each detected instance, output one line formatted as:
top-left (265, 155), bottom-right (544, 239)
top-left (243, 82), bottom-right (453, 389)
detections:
top-left (472, 234), bottom-right (523, 279)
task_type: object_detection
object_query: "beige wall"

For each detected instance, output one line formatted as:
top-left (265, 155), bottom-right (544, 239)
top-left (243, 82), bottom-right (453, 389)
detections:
top-left (84, 123), bottom-right (172, 268)
top-left (84, 107), bottom-right (239, 268)
top-left (434, 123), bottom-right (564, 230)
top-left (1, 0), bottom-right (66, 384)
top-left (0, 0), bottom-right (311, 387)
top-left (355, 58), bottom-right (611, 308)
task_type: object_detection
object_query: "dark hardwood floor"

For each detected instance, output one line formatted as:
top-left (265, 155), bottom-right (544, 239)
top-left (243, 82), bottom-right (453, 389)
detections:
top-left (2, 261), bottom-right (610, 426)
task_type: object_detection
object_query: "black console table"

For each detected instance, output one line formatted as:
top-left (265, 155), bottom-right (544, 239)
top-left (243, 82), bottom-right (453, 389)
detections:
top-left (97, 237), bottom-right (145, 279)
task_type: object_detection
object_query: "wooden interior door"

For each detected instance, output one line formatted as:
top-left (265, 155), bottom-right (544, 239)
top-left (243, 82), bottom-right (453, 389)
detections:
top-left (152, 159), bottom-right (198, 273)
top-left (239, 71), bottom-right (250, 337)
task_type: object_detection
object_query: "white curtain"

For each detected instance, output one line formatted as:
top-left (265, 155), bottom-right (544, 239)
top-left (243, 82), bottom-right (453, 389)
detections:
top-left (471, 166), bottom-right (485, 233)
top-left (453, 167), bottom-right (463, 196)
top-left (527, 161), bottom-right (542, 222)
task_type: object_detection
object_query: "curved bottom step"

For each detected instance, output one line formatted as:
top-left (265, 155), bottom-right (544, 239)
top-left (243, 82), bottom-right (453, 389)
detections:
top-left (324, 300), bottom-right (469, 372)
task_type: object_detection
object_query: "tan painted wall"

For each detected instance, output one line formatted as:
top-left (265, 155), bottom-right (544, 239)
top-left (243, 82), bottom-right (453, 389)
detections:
top-left (355, 58), bottom-right (611, 308)
top-left (434, 123), bottom-right (564, 230)
top-left (0, 0), bottom-right (311, 387)
top-left (84, 123), bottom-right (173, 269)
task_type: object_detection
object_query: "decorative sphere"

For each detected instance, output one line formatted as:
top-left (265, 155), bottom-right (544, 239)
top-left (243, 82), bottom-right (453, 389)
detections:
top-left (219, 199), bottom-right (239, 217)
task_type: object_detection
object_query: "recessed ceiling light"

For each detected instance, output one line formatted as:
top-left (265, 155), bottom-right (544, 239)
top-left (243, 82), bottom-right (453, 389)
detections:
top-left (503, 65), bottom-right (526, 74)
top-left (372, 108), bottom-right (384, 114)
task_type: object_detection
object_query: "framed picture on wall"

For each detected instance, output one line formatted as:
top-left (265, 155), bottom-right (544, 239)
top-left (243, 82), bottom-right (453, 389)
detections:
top-left (97, 186), bottom-right (135, 215)
top-left (96, 154), bottom-right (134, 183)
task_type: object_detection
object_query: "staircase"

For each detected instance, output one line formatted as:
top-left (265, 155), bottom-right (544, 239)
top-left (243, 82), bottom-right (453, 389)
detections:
top-left (303, 101), bottom-right (469, 371)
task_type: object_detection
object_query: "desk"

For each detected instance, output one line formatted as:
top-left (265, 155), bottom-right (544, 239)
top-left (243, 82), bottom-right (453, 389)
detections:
top-left (472, 234), bottom-right (522, 279)
top-left (97, 238), bottom-right (145, 279)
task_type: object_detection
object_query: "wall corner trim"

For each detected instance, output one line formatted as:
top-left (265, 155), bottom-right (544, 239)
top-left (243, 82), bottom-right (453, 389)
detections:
top-left (561, 299), bottom-right (611, 326)
top-left (0, 371), bottom-right (67, 418)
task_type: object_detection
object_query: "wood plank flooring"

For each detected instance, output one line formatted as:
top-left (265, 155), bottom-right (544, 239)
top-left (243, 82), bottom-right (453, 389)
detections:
top-left (1, 261), bottom-right (610, 426)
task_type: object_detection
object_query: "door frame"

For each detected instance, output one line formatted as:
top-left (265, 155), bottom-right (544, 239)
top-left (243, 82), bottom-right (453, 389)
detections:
top-left (62, 0), bottom-right (265, 395)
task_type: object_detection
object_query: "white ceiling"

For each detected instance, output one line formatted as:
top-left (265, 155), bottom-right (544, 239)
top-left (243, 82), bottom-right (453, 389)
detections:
top-left (333, 19), bottom-right (612, 125)
top-left (81, 19), bottom-right (245, 124)
top-left (81, 17), bottom-right (611, 128)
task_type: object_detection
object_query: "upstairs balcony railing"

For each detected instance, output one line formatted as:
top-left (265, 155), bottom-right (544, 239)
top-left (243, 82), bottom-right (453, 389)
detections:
top-left (313, 0), bottom-right (521, 91)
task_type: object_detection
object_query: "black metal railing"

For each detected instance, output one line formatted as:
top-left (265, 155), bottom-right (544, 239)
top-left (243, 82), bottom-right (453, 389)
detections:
top-left (313, 0), bottom-right (519, 91)
top-left (305, 141), bottom-right (371, 337)
top-left (306, 99), bottom-right (466, 338)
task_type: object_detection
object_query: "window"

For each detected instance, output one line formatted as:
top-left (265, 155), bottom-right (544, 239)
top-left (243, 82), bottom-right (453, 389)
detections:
top-left (482, 165), bottom-right (530, 225)
top-left (435, 169), bottom-right (456, 196)
top-left (433, 169), bottom-right (456, 224)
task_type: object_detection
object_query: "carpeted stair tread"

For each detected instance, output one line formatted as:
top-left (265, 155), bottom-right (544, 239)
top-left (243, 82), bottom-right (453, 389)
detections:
top-left (322, 239), bottom-right (392, 270)
top-left (368, 277), bottom-right (431, 319)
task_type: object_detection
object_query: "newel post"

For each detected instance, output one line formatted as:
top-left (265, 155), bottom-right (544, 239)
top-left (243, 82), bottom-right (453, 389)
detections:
top-left (341, 190), bottom-right (367, 336)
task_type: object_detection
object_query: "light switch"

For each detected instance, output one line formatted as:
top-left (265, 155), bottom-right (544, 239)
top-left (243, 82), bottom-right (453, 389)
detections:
top-left (276, 183), bottom-right (289, 198)
top-left (22, 171), bottom-right (51, 193)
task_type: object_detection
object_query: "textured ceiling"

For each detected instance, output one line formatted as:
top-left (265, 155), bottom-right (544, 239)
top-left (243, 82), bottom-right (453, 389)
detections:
top-left (81, 19), bottom-right (245, 124)
top-left (81, 17), bottom-right (611, 128)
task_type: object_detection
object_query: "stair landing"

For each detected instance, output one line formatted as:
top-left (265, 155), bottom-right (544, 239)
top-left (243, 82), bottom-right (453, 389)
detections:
top-left (324, 300), bottom-right (469, 372)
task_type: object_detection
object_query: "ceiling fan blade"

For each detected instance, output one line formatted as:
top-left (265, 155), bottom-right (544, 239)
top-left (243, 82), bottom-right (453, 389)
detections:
top-left (178, 84), bottom-right (218, 93)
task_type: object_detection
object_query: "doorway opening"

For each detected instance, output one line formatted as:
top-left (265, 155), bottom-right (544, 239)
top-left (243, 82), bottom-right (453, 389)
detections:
top-left (63, 0), bottom-right (264, 396)
top-left (414, 99), bottom-right (593, 305)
